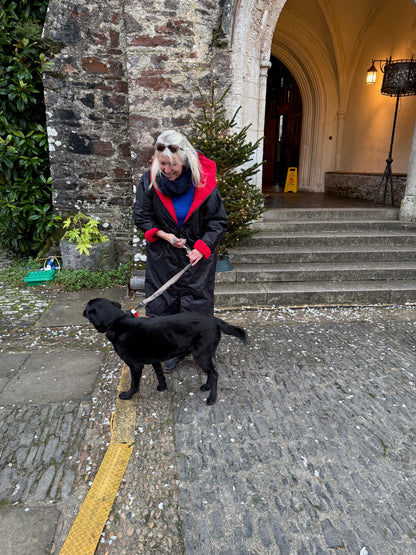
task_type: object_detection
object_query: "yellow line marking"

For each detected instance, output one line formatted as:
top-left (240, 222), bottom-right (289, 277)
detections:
top-left (60, 364), bottom-right (136, 554)
top-left (111, 364), bottom-right (136, 445)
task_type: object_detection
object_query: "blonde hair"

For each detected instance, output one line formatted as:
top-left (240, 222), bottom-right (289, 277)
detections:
top-left (150, 130), bottom-right (204, 189)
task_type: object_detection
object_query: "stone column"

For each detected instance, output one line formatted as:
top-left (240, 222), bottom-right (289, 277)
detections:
top-left (399, 121), bottom-right (416, 220)
top-left (255, 59), bottom-right (272, 188)
top-left (335, 111), bottom-right (346, 171)
top-left (259, 59), bottom-right (272, 125)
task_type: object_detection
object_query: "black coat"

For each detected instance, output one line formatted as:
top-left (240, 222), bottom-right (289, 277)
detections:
top-left (133, 154), bottom-right (227, 317)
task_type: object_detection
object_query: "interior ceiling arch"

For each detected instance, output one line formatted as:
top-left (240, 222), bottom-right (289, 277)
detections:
top-left (229, 0), bottom-right (415, 187)
top-left (271, 22), bottom-right (338, 107)
top-left (272, 0), bottom-right (393, 107)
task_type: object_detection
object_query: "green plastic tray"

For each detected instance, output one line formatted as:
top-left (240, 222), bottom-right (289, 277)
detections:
top-left (24, 269), bottom-right (56, 286)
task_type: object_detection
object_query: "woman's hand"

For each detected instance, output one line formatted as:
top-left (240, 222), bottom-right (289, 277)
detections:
top-left (156, 230), bottom-right (184, 248)
top-left (156, 230), bottom-right (202, 265)
top-left (187, 249), bottom-right (203, 266)
top-left (169, 235), bottom-right (185, 248)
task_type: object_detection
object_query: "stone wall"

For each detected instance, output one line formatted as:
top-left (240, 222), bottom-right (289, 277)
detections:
top-left (43, 1), bottom-right (131, 260)
top-left (43, 0), bottom-right (232, 262)
top-left (325, 172), bottom-right (407, 207)
top-left (124, 0), bottom-right (232, 187)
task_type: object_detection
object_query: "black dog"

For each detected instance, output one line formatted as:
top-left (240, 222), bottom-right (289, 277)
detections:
top-left (83, 298), bottom-right (246, 405)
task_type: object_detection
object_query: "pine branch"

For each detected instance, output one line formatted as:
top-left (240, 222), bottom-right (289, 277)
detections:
top-left (188, 82), bottom-right (265, 251)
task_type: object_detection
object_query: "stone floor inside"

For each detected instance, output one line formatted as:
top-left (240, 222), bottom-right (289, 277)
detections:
top-left (263, 190), bottom-right (388, 209)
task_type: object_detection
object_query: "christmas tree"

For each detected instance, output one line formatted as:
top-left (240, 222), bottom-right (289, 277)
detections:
top-left (189, 84), bottom-right (265, 253)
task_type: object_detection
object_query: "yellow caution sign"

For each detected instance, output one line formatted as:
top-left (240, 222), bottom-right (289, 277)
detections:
top-left (284, 167), bottom-right (298, 193)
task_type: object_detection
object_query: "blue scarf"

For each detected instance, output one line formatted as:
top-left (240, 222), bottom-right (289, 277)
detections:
top-left (158, 167), bottom-right (193, 197)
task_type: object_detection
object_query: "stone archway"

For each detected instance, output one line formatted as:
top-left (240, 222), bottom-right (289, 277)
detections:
top-left (270, 22), bottom-right (338, 192)
top-left (227, 1), bottom-right (282, 188)
top-left (228, 0), bottom-right (337, 191)
top-left (227, 0), bottom-right (416, 203)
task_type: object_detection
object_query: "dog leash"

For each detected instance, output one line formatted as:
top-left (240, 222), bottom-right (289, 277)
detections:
top-left (131, 240), bottom-right (193, 316)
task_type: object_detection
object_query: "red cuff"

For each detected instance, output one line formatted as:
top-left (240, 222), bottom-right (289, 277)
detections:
top-left (144, 228), bottom-right (159, 243)
top-left (194, 239), bottom-right (211, 259)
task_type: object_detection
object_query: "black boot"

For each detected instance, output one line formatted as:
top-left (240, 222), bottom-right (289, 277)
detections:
top-left (163, 354), bottom-right (185, 373)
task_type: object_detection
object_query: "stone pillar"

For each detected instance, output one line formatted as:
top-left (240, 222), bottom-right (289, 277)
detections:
top-left (399, 121), bottom-right (416, 220)
top-left (256, 59), bottom-right (272, 188)
top-left (335, 111), bottom-right (346, 171)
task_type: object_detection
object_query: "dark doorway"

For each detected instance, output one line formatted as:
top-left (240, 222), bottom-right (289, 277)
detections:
top-left (263, 56), bottom-right (303, 191)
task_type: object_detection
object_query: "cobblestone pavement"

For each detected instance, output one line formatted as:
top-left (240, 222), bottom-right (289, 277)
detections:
top-left (171, 312), bottom-right (416, 554)
top-left (0, 252), bottom-right (415, 554)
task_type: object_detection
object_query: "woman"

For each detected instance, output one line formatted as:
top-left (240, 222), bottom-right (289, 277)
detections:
top-left (134, 130), bottom-right (228, 367)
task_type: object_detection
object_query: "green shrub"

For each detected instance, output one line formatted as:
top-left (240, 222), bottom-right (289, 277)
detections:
top-left (0, 258), bottom-right (131, 292)
top-left (0, 257), bottom-right (38, 285)
top-left (0, 1), bottom-right (58, 256)
top-left (55, 265), bottom-right (130, 291)
top-left (61, 212), bottom-right (110, 255)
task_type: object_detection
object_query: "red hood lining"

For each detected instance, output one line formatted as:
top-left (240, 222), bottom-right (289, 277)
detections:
top-left (152, 153), bottom-right (217, 224)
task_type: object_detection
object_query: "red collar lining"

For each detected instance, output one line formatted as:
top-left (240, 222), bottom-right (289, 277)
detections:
top-left (151, 153), bottom-right (217, 225)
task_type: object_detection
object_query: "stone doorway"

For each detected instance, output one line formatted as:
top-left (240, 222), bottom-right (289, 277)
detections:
top-left (263, 56), bottom-right (302, 192)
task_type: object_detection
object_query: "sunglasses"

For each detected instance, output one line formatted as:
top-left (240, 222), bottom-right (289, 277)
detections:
top-left (155, 142), bottom-right (181, 153)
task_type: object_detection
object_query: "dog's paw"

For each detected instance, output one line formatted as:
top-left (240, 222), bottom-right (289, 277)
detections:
top-left (157, 383), bottom-right (168, 392)
top-left (205, 393), bottom-right (217, 405)
top-left (119, 389), bottom-right (137, 400)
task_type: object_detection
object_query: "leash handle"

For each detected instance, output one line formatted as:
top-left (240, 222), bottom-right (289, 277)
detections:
top-left (172, 237), bottom-right (191, 255)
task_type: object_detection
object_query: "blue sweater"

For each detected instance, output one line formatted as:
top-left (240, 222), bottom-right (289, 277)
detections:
top-left (172, 185), bottom-right (194, 227)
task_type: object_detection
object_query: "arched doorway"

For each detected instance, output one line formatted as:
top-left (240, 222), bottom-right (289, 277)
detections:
top-left (263, 56), bottom-right (303, 191)
top-left (229, 0), bottom-right (415, 200)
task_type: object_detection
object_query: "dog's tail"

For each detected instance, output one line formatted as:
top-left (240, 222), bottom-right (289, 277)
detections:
top-left (215, 317), bottom-right (247, 343)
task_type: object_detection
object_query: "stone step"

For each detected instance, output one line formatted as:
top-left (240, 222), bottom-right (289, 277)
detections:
top-left (229, 245), bottom-right (416, 264)
top-left (262, 207), bottom-right (399, 221)
top-left (214, 280), bottom-right (416, 308)
top-left (214, 206), bottom-right (416, 308)
top-left (244, 230), bottom-right (416, 248)
top-left (252, 220), bottom-right (416, 232)
top-left (216, 261), bottom-right (416, 284)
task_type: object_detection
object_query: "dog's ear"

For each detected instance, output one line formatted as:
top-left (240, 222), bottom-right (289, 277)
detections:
top-left (111, 301), bottom-right (122, 309)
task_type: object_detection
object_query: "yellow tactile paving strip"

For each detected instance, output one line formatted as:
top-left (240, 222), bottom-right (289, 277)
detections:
top-left (60, 364), bottom-right (136, 555)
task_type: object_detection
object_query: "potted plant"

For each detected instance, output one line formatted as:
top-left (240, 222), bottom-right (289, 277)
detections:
top-left (59, 212), bottom-right (116, 270)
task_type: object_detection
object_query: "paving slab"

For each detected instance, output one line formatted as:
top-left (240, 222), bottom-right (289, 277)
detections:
top-left (0, 506), bottom-right (60, 555)
top-left (0, 350), bottom-right (105, 404)
top-left (0, 354), bottom-right (30, 376)
top-left (0, 354), bottom-right (29, 395)
top-left (34, 286), bottom-right (127, 327)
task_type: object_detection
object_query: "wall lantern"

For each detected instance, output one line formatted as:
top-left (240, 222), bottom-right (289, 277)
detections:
top-left (366, 57), bottom-right (416, 204)
top-left (366, 62), bottom-right (378, 85)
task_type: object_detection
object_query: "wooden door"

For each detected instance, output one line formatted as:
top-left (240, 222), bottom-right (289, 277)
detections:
top-left (263, 57), bottom-right (303, 190)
